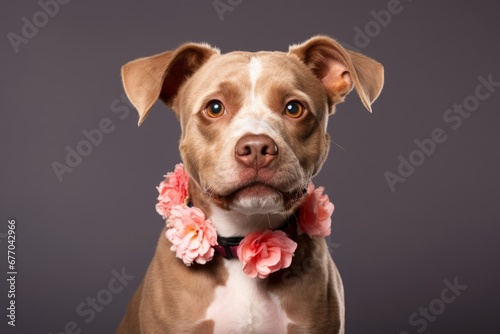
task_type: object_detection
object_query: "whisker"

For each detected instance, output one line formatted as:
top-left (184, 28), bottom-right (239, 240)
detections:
top-left (331, 138), bottom-right (347, 152)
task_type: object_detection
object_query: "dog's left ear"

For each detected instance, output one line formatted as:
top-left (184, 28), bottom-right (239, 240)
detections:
top-left (121, 43), bottom-right (220, 125)
top-left (289, 35), bottom-right (384, 112)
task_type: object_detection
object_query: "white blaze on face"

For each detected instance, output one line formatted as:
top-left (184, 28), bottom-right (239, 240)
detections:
top-left (206, 55), bottom-right (305, 215)
top-left (215, 56), bottom-right (285, 213)
top-left (249, 57), bottom-right (262, 103)
top-left (229, 57), bottom-right (278, 139)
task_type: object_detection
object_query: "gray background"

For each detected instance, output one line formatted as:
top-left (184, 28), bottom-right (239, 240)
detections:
top-left (1, 0), bottom-right (499, 333)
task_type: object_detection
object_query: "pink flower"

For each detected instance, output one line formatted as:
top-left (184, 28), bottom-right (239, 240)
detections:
top-left (165, 205), bottom-right (218, 266)
top-left (298, 183), bottom-right (334, 237)
top-left (237, 230), bottom-right (297, 279)
top-left (156, 164), bottom-right (189, 219)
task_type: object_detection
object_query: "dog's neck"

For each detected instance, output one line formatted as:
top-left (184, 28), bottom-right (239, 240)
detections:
top-left (208, 205), bottom-right (288, 237)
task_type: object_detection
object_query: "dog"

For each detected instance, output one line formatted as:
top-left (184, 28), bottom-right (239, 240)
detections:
top-left (116, 35), bottom-right (384, 334)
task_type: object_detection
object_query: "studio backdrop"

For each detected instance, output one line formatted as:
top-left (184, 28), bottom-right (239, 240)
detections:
top-left (1, 1), bottom-right (499, 333)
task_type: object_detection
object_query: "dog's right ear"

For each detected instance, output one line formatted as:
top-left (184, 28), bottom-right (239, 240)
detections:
top-left (121, 43), bottom-right (220, 125)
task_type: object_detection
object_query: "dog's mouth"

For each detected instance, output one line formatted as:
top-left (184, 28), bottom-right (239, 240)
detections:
top-left (232, 181), bottom-right (279, 197)
top-left (206, 180), bottom-right (307, 213)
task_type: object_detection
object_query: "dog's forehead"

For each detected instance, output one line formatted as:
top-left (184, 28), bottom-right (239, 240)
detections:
top-left (193, 51), bottom-right (301, 92)
top-left (204, 51), bottom-right (296, 76)
top-left (182, 50), bottom-right (326, 116)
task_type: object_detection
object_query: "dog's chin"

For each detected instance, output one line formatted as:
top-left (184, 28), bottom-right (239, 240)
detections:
top-left (207, 182), bottom-right (307, 215)
top-left (229, 184), bottom-right (284, 215)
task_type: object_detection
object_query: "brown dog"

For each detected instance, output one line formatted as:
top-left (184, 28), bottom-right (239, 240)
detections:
top-left (117, 35), bottom-right (383, 334)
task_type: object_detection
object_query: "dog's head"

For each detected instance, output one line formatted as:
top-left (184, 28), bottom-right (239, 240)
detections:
top-left (121, 36), bottom-right (383, 216)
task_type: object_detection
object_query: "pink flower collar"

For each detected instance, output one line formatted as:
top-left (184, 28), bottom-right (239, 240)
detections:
top-left (156, 164), bottom-right (335, 279)
top-left (214, 218), bottom-right (297, 260)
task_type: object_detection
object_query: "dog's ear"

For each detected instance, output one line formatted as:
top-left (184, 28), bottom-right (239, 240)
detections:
top-left (289, 35), bottom-right (384, 112)
top-left (121, 43), bottom-right (220, 125)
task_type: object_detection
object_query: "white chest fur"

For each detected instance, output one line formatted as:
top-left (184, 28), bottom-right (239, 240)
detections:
top-left (204, 260), bottom-right (292, 334)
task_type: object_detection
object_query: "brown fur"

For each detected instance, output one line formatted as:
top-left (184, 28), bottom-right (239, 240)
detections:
top-left (117, 35), bottom-right (383, 333)
top-left (117, 228), bottom-right (227, 333)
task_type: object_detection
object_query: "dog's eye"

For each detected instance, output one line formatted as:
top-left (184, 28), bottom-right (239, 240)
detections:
top-left (206, 100), bottom-right (226, 118)
top-left (284, 101), bottom-right (304, 118)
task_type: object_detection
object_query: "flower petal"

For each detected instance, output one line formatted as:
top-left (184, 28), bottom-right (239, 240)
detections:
top-left (164, 204), bottom-right (217, 266)
top-left (237, 230), bottom-right (297, 279)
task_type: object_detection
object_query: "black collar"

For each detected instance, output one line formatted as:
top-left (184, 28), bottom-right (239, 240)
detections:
top-left (214, 215), bottom-right (298, 259)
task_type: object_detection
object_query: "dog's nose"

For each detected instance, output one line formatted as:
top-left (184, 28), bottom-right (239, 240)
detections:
top-left (235, 134), bottom-right (278, 169)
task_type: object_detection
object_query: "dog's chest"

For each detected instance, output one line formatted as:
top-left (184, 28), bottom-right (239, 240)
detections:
top-left (204, 260), bottom-right (292, 333)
